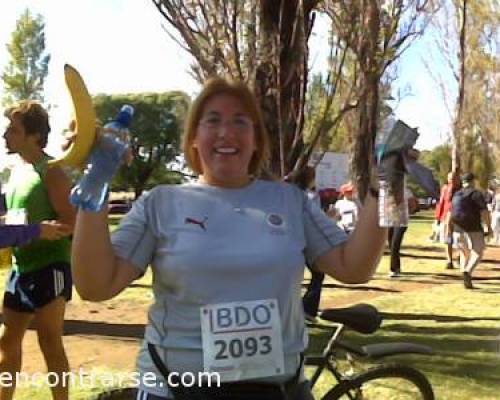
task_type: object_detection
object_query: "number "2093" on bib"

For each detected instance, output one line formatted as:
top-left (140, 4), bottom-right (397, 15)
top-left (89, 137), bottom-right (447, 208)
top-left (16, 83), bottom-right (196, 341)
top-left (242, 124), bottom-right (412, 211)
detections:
top-left (200, 299), bottom-right (285, 382)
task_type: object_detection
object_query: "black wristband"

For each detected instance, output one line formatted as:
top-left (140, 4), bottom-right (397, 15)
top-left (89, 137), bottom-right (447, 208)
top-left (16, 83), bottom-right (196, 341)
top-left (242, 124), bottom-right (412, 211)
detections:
top-left (369, 187), bottom-right (379, 198)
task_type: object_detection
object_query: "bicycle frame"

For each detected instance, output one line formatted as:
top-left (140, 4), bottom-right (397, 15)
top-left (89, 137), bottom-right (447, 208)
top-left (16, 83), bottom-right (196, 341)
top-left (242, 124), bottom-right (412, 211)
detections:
top-left (305, 316), bottom-right (434, 395)
top-left (306, 322), bottom-right (348, 388)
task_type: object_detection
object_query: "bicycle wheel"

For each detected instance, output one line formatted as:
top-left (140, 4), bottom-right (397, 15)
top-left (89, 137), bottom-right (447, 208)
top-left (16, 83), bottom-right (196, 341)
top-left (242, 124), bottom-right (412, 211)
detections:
top-left (321, 364), bottom-right (434, 400)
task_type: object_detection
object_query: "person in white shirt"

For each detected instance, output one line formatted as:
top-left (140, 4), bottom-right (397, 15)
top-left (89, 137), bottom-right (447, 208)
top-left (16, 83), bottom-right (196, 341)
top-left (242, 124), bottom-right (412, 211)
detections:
top-left (333, 183), bottom-right (361, 234)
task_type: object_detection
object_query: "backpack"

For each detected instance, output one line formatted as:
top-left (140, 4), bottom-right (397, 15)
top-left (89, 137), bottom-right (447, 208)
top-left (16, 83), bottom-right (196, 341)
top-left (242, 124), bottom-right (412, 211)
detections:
top-left (450, 188), bottom-right (475, 229)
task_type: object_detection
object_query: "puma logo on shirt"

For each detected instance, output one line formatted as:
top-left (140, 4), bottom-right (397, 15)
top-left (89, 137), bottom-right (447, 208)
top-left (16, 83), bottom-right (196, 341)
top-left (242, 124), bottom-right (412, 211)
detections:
top-left (185, 217), bottom-right (208, 231)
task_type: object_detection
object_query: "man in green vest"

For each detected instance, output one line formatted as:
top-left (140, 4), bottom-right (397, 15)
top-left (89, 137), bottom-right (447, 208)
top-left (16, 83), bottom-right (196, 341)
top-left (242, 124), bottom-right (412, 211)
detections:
top-left (1, 101), bottom-right (75, 400)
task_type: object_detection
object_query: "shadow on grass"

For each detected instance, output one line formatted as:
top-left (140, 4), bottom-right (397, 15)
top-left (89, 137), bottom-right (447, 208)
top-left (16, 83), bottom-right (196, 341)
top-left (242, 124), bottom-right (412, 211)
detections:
top-left (474, 289), bottom-right (500, 294)
top-left (308, 326), bottom-right (499, 355)
top-left (62, 319), bottom-right (145, 339)
top-left (302, 282), bottom-right (401, 293)
top-left (405, 271), bottom-right (461, 279)
top-left (380, 311), bottom-right (500, 323)
top-left (398, 251), bottom-right (500, 267)
top-left (471, 275), bottom-right (500, 281)
top-left (390, 272), bottom-right (500, 284)
top-left (401, 245), bottom-right (444, 253)
top-left (399, 252), bottom-right (447, 262)
top-left (382, 323), bottom-right (499, 337)
top-left (378, 276), bottom-right (461, 285)
top-left (0, 314), bottom-right (147, 340)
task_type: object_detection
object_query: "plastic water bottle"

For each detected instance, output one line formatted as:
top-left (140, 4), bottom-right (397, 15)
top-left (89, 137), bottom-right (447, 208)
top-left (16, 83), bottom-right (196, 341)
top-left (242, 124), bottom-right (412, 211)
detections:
top-left (70, 105), bottom-right (134, 211)
top-left (375, 117), bottom-right (408, 227)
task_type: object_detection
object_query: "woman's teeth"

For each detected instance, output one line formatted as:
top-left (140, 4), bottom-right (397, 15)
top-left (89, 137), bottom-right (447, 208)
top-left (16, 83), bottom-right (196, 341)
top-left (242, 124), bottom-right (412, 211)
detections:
top-left (215, 147), bottom-right (237, 154)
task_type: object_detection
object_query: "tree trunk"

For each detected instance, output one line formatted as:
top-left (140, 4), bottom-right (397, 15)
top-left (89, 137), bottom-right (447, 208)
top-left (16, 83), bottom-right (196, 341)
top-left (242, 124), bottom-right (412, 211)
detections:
top-left (452, 0), bottom-right (467, 175)
top-left (352, 0), bottom-right (380, 201)
top-left (254, 0), bottom-right (316, 177)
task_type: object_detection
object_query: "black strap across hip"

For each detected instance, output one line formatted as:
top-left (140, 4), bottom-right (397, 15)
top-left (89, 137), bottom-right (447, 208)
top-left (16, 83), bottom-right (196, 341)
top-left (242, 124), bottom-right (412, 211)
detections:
top-left (147, 342), bottom-right (304, 400)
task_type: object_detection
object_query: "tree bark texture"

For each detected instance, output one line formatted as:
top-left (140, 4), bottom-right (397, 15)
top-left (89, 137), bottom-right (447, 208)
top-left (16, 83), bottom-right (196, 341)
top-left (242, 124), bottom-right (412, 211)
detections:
top-left (352, 0), bottom-right (380, 201)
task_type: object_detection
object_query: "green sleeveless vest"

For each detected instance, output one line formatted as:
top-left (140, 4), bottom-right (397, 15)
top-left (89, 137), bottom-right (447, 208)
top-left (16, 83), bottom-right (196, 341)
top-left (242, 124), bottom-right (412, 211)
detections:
top-left (6, 155), bottom-right (71, 273)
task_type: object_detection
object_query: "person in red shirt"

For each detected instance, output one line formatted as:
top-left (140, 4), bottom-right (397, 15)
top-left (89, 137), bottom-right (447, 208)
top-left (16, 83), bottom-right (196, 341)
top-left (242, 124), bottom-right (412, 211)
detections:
top-left (434, 172), bottom-right (460, 269)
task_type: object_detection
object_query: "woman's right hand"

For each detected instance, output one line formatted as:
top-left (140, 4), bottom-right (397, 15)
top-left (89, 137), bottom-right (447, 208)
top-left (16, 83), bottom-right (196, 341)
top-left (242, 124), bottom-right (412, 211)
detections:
top-left (39, 221), bottom-right (72, 240)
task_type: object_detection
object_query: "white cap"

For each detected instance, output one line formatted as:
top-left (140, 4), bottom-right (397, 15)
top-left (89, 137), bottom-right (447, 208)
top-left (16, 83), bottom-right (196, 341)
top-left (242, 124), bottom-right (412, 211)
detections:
top-left (121, 104), bottom-right (134, 116)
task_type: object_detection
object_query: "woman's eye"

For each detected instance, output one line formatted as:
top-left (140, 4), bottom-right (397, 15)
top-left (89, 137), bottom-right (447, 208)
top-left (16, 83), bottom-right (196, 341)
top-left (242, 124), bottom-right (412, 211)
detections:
top-left (202, 117), bottom-right (220, 127)
top-left (234, 118), bottom-right (251, 128)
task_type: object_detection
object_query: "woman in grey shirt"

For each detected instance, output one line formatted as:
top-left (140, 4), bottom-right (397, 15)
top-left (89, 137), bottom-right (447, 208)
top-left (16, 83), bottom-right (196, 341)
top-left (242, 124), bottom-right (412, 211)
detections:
top-left (71, 78), bottom-right (386, 400)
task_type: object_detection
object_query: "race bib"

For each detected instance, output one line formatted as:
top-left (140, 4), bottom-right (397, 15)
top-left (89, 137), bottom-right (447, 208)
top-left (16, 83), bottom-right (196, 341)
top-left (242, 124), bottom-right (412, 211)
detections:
top-left (341, 211), bottom-right (354, 226)
top-left (5, 209), bottom-right (28, 225)
top-left (200, 299), bottom-right (285, 382)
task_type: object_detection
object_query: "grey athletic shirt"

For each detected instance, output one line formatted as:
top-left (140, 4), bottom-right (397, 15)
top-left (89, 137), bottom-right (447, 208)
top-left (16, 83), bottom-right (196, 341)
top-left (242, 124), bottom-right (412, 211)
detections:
top-left (112, 179), bottom-right (347, 395)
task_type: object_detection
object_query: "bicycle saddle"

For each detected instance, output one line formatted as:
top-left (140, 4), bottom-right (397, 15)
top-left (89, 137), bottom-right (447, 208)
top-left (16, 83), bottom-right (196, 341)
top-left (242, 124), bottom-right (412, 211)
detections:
top-left (319, 303), bottom-right (382, 334)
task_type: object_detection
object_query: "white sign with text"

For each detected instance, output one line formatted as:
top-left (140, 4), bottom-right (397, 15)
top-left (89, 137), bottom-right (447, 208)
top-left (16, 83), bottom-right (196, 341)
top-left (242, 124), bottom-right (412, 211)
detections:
top-left (311, 152), bottom-right (349, 190)
top-left (200, 299), bottom-right (285, 382)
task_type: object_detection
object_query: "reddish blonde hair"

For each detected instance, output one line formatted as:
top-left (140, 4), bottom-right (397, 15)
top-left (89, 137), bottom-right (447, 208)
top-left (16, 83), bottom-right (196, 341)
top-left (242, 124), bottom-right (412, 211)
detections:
top-left (183, 77), bottom-right (270, 176)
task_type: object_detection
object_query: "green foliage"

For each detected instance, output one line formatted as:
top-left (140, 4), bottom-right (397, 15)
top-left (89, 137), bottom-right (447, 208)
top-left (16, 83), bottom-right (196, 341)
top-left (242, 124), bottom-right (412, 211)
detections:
top-left (462, 133), bottom-right (495, 189)
top-left (302, 70), bottom-right (395, 157)
top-left (303, 72), bottom-right (353, 154)
top-left (93, 91), bottom-right (190, 197)
top-left (457, 0), bottom-right (499, 188)
top-left (1, 9), bottom-right (50, 106)
top-left (303, 74), bottom-right (337, 149)
top-left (419, 144), bottom-right (452, 185)
top-left (407, 177), bottom-right (427, 199)
top-left (145, 165), bottom-right (184, 187)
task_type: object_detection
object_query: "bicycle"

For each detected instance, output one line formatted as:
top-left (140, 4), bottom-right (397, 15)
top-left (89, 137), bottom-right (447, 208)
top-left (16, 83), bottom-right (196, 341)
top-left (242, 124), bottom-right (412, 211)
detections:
top-left (306, 303), bottom-right (435, 399)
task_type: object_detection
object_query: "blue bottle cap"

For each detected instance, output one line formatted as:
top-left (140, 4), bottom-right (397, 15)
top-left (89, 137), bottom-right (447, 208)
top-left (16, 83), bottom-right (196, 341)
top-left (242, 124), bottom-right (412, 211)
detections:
top-left (116, 104), bottom-right (134, 126)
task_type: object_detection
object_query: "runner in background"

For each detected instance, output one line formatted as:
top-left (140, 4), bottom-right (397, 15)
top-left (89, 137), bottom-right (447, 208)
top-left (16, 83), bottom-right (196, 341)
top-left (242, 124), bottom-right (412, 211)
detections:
top-left (333, 182), bottom-right (361, 234)
top-left (0, 101), bottom-right (75, 400)
top-left (434, 172), bottom-right (460, 270)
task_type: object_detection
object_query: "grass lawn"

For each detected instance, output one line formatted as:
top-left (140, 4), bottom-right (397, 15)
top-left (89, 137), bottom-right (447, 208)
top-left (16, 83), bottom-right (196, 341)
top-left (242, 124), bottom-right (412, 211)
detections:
top-left (308, 210), bottom-right (500, 399)
top-left (308, 280), bottom-right (500, 399)
top-left (3, 210), bottom-right (500, 399)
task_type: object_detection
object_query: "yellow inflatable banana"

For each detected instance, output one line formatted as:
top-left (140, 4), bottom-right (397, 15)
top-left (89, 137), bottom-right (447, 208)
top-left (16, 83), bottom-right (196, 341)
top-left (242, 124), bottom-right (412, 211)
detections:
top-left (47, 64), bottom-right (96, 169)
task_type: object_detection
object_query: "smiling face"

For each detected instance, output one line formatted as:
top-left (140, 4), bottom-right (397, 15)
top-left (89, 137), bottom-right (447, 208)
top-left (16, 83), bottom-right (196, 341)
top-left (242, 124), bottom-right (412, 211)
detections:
top-left (193, 94), bottom-right (257, 188)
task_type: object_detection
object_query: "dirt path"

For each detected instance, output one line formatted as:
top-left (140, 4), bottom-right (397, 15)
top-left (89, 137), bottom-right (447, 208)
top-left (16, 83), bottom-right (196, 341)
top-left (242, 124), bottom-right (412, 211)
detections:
top-left (7, 245), bottom-right (500, 376)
